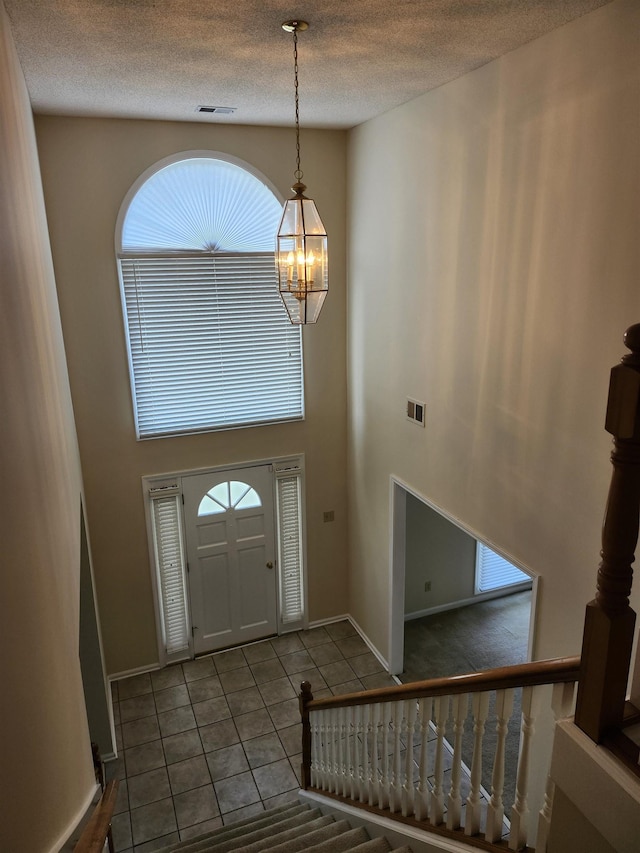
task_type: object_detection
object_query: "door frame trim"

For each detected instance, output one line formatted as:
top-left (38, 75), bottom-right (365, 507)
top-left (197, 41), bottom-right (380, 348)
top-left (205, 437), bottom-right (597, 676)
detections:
top-left (142, 454), bottom-right (307, 668)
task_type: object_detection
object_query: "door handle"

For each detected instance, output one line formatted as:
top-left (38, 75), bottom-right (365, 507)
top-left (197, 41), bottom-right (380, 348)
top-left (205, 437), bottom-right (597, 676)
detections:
top-left (266, 561), bottom-right (274, 569)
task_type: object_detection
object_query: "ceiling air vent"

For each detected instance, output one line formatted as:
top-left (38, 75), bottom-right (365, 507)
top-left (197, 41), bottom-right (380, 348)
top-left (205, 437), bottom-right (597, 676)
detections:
top-left (197, 105), bottom-right (237, 115)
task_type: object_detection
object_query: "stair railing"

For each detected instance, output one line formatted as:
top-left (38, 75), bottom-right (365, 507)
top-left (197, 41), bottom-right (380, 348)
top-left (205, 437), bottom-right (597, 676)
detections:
top-left (299, 656), bottom-right (579, 852)
top-left (575, 324), bottom-right (640, 753)
top-left (72, 779), bottom-right (119, 853)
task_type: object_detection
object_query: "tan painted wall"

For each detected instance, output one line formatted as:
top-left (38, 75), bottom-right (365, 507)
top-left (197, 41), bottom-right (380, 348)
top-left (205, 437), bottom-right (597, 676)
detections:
top-left (405, 494), bottom-right (477, 615)
top-left (347, 0), bottom-right (640, 662)
top-left (35, 116), bottom-right (348, 674)
top-left (0, 4), bottom-right (96, 851)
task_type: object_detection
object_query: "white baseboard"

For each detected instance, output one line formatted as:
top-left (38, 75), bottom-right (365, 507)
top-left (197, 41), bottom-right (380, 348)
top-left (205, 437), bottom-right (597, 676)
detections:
top-left (308, 613), bottom-right (351, 629)
top-left (309, 613), bottom-right (399, 682)
top-left (404, 583), bottom-right (532, 622)
top-left (108, 661), bottom-right (161, 682)
top-left (110, 615), bottom-right (394, 685)
top-left (51, 782), bottom-right (101, 853)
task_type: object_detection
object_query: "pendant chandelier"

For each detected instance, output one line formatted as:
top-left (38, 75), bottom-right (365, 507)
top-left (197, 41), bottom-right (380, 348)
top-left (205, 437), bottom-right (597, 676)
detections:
top-left (276, 20), bottom-right (328, 325)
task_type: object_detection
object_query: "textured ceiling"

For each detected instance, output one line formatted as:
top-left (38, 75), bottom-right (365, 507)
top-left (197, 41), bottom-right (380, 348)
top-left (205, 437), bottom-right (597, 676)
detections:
top-left (5, 0), bottom-right (612, 129)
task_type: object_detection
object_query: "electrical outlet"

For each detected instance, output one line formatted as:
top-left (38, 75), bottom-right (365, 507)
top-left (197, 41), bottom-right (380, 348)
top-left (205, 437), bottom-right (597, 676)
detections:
top-left (323, 510), bottom-right (335, 523)
top-left (424, 580), bottom-right (431, 592)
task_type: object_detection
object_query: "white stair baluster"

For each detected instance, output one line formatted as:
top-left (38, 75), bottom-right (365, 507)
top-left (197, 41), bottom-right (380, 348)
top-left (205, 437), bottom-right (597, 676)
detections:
top-left (310, 709), bottom-right (320, 788)
top-left (318, 709), bottom-right (327, 790)
top-left (356, 703), bottom-right (366, 802)
top-left (338, 706), bottom-right (348, 797)
top-left (321, 708), bottom-right (330, 790)
top-left (536, 682), bottom-right (576, 852)
top-left (430, 694), bottom-right (449, 826)
top-left (465, 691), bottom-right (490, 836)
top-left (446, 693), bottom-right (468, 831)
top-left (320, 708), bottom-right (328, 791)
top-left (414, 697), bottom-right (432, 821)
top-left (379, 702), bottom-right (391, 809)
top-left (369, 703), bottom-right (380, 806)
top-left (349, 705), bottom-right (358, 800)
top-left (485, 688), bottom-right (515, 843)
top-left (362, 703), bottom-right (371, 803)
top-left (509, 685), bottom-right (540, 850)
top-left (389, 700), bottom-right (403, 813)
top-left (328, 707), bottom-right (338, 793)
top-left (402, 699), bottom-right (417, 817)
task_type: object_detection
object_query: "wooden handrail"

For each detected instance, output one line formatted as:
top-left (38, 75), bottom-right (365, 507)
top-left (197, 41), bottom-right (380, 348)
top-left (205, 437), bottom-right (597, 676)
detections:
top-left (73, 780), bottom-right (119, 853)
top-left (303, 655), bottom-right (580, 712)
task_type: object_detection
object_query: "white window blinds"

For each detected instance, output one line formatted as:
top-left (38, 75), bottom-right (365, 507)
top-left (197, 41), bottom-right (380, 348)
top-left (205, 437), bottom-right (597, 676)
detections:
top-left (276, 470), bottom-right (305, 629)
top-left (120, 254), bottom-right (303, 437)
top-left (117, 155), bottom-right (303, 439)
top-left (475, 543), bottom-right (531, 593)
top-left (150, 491), bottom-right (190, 657)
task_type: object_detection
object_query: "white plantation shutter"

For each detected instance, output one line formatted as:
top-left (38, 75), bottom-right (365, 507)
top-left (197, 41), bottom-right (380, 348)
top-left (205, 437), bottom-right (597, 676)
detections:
top-left (276, 471), bottom-right (305, 628)
top-left (475, 543), bottom-right (531, 593)
top-left (120, 254), bottom-right (303, 437)
top-left (150, 491), bottom-right (190, 656)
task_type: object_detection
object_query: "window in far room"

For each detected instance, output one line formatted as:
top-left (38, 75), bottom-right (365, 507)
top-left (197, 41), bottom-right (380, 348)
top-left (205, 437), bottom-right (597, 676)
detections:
top-left (475, 542), bottom-right (531, 593)
top-left (116, 153), bottom-right (303, 439)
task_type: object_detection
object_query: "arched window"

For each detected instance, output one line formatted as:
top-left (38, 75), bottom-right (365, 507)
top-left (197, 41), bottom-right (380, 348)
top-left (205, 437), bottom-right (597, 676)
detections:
top-left (197, 481), bottom-right (262, 516)
top-left (116, 153), bottom-right (303, 438)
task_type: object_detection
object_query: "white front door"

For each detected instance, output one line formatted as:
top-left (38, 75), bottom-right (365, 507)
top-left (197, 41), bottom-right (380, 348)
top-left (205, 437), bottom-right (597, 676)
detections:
top-left (182, 465), bottom-right (277, 655)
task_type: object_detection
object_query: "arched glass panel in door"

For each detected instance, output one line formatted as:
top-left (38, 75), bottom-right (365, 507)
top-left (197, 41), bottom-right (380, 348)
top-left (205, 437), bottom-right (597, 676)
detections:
top-left (197, 480), bottom-right (262, 516)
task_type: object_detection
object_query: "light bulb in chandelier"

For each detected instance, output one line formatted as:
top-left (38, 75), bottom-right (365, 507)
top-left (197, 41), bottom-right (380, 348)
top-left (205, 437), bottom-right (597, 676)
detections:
top-left (276, 20), bottom-right (328, 325)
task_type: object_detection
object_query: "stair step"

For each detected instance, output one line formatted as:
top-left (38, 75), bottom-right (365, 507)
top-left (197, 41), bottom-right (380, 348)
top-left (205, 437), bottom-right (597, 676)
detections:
top-left (155, 803), bottom-right (312, 852)
top-left (349, 838), bottom-right (392, 852)
top-left (154, 800), bottom-right (415, 853)
top-left (265, 819), bottom-right (353, 853)
top-left (304, 825), bottom-right (371, 852)
top-left (235, 814), bottom-right (339, 853)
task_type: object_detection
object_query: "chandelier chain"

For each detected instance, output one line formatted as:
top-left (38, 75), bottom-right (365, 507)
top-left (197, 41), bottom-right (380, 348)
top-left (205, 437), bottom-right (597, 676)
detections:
top-left (293, 27), bottom-right (302, 182)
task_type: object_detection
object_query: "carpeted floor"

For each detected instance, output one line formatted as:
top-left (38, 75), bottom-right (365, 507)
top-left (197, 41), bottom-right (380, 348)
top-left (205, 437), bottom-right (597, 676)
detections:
top-left (401, 590), bottom-right (532, 683)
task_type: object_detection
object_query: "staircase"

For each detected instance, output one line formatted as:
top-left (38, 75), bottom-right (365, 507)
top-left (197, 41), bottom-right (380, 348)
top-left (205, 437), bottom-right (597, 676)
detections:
top-left (154, 802), bottom-right (413, 852)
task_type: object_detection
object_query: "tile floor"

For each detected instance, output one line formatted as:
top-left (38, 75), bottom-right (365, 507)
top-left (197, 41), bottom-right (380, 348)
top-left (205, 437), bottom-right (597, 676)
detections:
top-left (107, 621), bottom-right (397, 852)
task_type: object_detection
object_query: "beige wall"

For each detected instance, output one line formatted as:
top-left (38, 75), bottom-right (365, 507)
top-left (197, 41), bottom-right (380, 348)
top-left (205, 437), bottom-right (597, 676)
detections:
top-left (347, 0), bottom-right (640, 662)
top-left (405, 494), bottom-right (477, 614)
top-left (35, 116), bottom-right (348, 674)
top-left (0, 4), bottom-right (95, 851)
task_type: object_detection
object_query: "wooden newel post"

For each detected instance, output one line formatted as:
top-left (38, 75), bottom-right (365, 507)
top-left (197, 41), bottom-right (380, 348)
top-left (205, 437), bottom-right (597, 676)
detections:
top-left (575, 324), bottom-right (640, 742)
top-left (299, 680), bottom-right (314, 789)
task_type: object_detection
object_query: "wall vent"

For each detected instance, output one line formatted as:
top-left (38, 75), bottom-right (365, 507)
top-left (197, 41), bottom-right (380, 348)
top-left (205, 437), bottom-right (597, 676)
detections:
top-left (197, 105), bottom-right (237, 115)
top-left (407, 397), bottom-right (426, 427)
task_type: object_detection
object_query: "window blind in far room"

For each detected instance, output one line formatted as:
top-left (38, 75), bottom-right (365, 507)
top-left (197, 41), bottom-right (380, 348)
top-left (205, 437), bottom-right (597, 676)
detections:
top-left (150, 490), bottom-right (190, 657)
top-left (120, 253), bottom-right (303, 438)
top-left (475, 542), bottom-right (531, 593)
